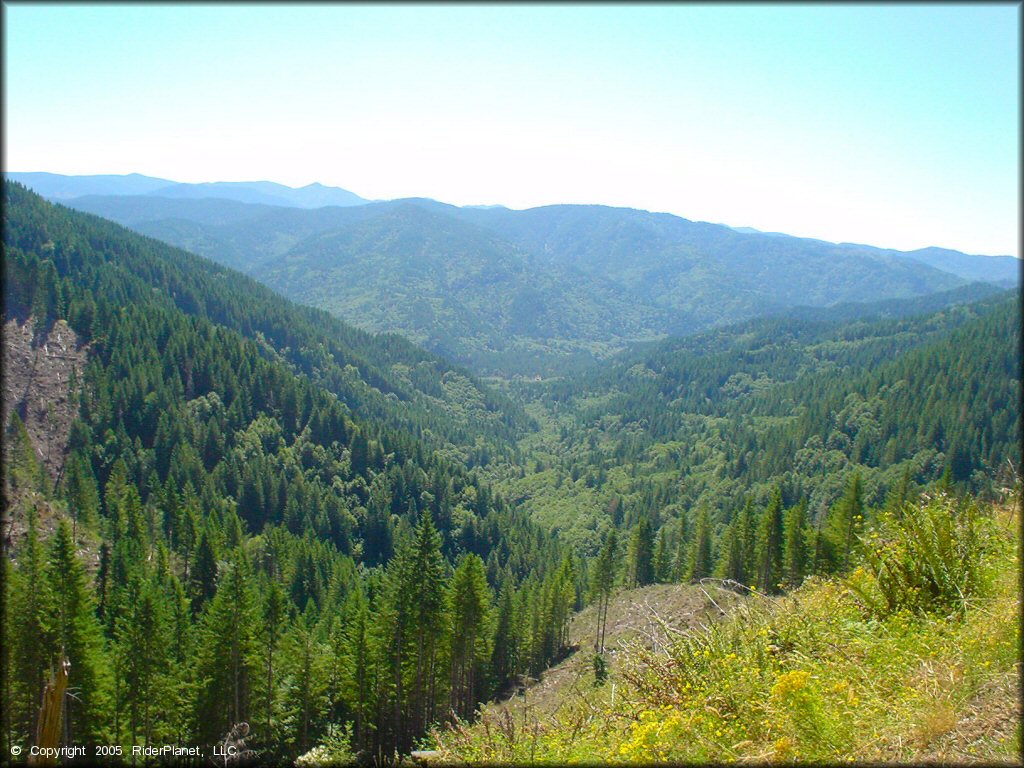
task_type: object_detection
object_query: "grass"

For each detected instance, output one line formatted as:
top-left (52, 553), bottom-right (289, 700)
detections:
top-left (433, 495), bottom-right (1021, 764)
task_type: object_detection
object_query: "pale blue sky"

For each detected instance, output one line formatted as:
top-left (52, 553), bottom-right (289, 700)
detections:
top-left (4, 3), bottom-right (1019, 256)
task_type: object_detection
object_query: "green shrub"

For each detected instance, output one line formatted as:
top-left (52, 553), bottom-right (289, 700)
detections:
top-left (849, 494), bottom-right (993, 617)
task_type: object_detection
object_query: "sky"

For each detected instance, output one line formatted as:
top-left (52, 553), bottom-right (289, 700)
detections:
top-left (3, 3), bottom-right (1020, 256)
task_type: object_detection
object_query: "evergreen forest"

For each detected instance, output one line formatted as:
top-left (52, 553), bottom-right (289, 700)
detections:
top-left (2, 180), bottom-right (1020, 765)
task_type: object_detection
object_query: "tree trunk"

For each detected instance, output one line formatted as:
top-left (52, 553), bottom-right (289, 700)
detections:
top-left (29, 660), bottom-right (68, 767)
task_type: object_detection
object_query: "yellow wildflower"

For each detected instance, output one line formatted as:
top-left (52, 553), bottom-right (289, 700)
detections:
top-left (771, 670), bottom-right (810, 699)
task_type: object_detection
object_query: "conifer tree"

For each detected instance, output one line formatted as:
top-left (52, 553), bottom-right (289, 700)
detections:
top-left (715, 522), bottom-right (741, 583)
top-left (165, 575), bottom-right (195, 749)
top-left (627, 517), bottom-right (655, 587)
top-left (280, 607), bottom-right (329, 755)
top-left (782, 499), bottom-right (809, 588)
top-left (189, 530), bottom-right (218, 613)
top-left (447, 554), bottom-right (491, 720)
top-left (406, 510), bottom-right (447, 740)
top-left (824, 472), bottom-right (865, 573)
top-left (8, 510), bottom-right (57, 744)
top-left (1, 559), bottom-right (13, 756)
top-left (337, 587), bottom-right (372, 752)
top-left (840, 472), bottom-right (864, 570)
top-left (194, 552), bottom-right (259, 745)
top-left (490, 585), bottom-right (519, 694)
top-left (671, 513), bottom-right (690, 582)
top-left (259, 579), bottom-right (287, 741)
top-left (63, 451), bottom-right (100, 534)
top-left (47, 519), bottom-right (111, 747)
top-left (687, 508), bottom-right (713, 583)
top-left (653, 526), bottom-right (672, 583)
top-left (117, 577), bottom-right (169, 749)
top-left (737, 498), bottom-right (758, 581)
top-left (756, 487), bottom-right (785, 593)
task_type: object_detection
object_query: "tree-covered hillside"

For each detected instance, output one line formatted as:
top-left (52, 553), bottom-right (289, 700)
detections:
top-left (58, 192), bottom-right (1003, 378)
top-left (2, 181), bottom-right (1019, 766)
top-left (488, 291), bottom-right (1020, 556)
top-left (1, 182), bottom-right (575, 762)
top-left (3, 183), bottom-right (529, 459)
top-left (254, 203), bottom-right (663, 375)
top-left (437, 495), bottom-right (1020, 763)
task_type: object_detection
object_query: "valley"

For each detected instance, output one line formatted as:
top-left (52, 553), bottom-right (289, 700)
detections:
top-left (2, 177), bottom-right (1020, 765)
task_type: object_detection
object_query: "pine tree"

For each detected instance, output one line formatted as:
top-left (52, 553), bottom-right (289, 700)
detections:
top-left (687, 508), bottom-right (713, 583)
top-left (671, 513), bottom-right (690, 582)
top-left (194, 552), bottom-right (259, 746)
top-left (737, 498), bottom-right (757, 584)
top-left (1, 559), bottom-right (13, 756)
top-left (715, 522), bottom-right (742, 583)
top-left (782, 499), bottom-right (809, 588)
top-left (824, 472), bottom-right (865, 574)
top-left (628, 517), bottom-right (655, 587)
top-left (840, 472), bottom-right (864, 570)
top-left (448, 554), bottom-right (491, 720)
top-left (337, 587), bottom-right (372, 753)
top-left (350, 432), bottom-right (369, 478)
top-left (259, 579), bottom-right (287, 742)
top-left (489, 585), bottom-right (519, 694)
top-left (189, 530), bottom-right (218, 613)
top-left (406, 510), bottom-right (447, 741)
top-left (372, 509), bottom-right (447, 754)
top-left (165, 575), bottom-right (195, 750)
top-left (117, 577), bottom-right (169, 749)
top-left (653, 527), bottom-right (672, 583)
top-left (280, 607), bottom-right (329, 755)
top-left (47, 519), bottom-right (111, 748)
top-left (756, 487), bottom-right (785, 593)
top-left (8, 510), bottom-right (57, 744)
top-left (63, 452), bottom-right (100, 534)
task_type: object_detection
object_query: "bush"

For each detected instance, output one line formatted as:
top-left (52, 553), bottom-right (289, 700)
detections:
top-left (848, 494), bottom-right (993, 617)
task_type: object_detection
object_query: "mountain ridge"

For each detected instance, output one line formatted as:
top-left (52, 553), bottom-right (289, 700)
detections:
top-left (47, 190), bottom-right (1007, 377)
top-left (9, 172), bottom-right (1017, 379)
top-left (5, 171), bottom-right (369, 209)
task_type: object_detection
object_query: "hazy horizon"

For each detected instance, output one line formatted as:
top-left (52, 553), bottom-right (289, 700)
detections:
top-left (5, 4), bottom-right (1019, 256)
top-left (9, 168), bottom-right (1021, 260)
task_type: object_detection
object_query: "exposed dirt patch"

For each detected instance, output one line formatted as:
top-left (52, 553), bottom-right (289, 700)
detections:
top-left (3, 317), bottom-right (88, 553)
top-left (2, 317), bottom-right (86, 485)
top-left (485, 582), bottom-right (745, 721)
top-left (913, 666), bottom-right (1022, 763)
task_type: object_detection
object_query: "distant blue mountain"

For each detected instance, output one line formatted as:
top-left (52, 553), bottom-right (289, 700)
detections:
top-left (5, 172), bottom-right (368, 209)
top-left (723, 223), bottom-right (1018, 286)
top-left (885, 246), bottom-right (1019, 287)
top-left (6, 171), bottom-right (174, 198)
top-left (150, 180), bottom-right (367, 208)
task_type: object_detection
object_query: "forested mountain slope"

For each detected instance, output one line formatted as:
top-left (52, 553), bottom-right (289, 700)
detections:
top-left (3, 180), bottom-right (1018, 766)
top-left (1, 182), bottom-right (574, 762)
top-left (491, 291), bottom-right (1020, 550)
top-left (2, 183), bottom-right (528, 457)
top-left (254, 203), bottom-right (663, 374)
top-left (55, 191), bottom-right (999, 378)
top-left (448, 204), bottom-right (976, 318)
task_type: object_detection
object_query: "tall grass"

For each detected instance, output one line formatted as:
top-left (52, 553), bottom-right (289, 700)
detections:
top-left (434, 495), bottom-right (1020, 764)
